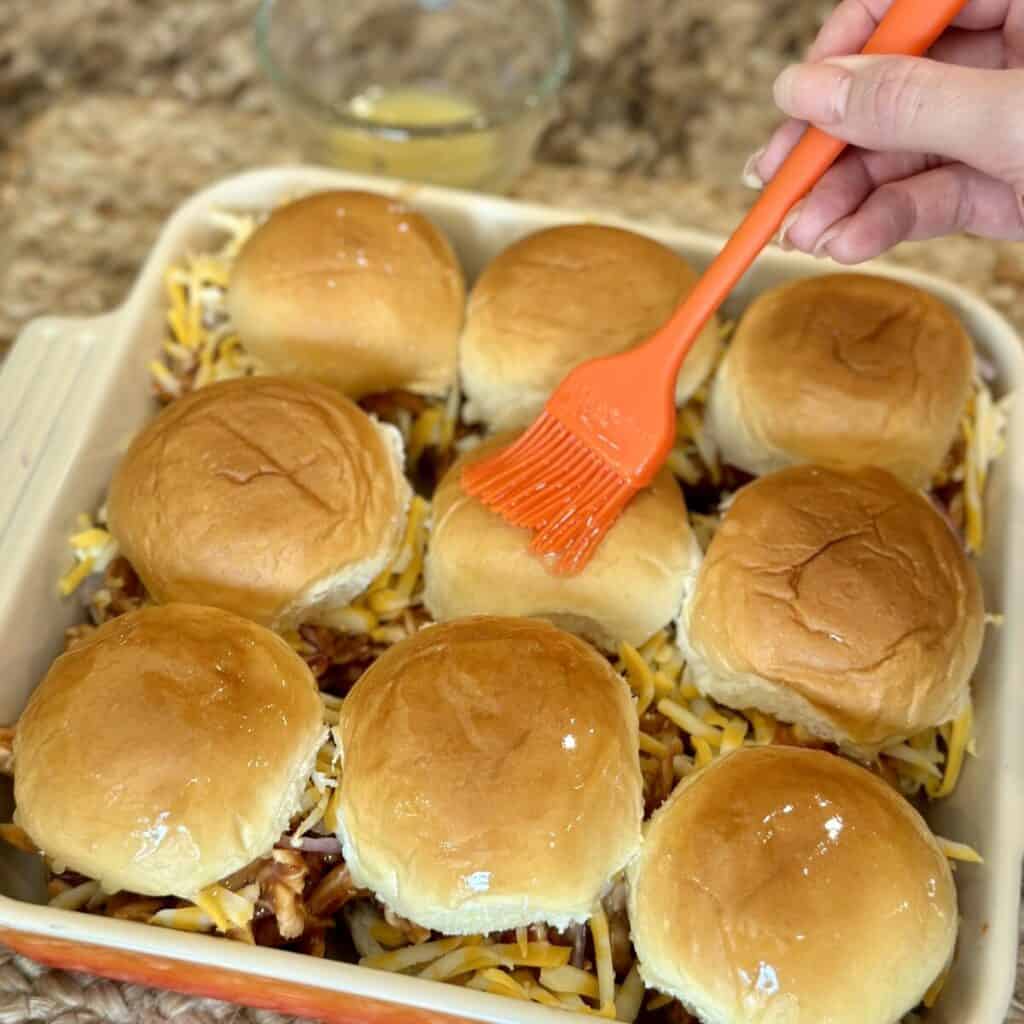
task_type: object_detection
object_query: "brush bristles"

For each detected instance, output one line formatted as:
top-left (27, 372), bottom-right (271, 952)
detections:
top-left (461, 413), bottom-right (638, 574)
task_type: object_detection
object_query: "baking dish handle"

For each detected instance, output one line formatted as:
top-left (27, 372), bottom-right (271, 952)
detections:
top-left (0, 313), bottom-right (113, 547)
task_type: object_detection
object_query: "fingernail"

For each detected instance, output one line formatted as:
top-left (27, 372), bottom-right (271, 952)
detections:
top-left (776, 202), bottom-right (804, 250)
top-left (773, 62), bottom-right (853, 124)
top-left (742, 148), bottom-right (766, 189)
top-left (812, 226), bottom-right (841, 259)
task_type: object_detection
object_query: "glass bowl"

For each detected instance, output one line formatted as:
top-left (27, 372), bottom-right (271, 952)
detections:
top-left (255, 0), bottom-right (573, 193)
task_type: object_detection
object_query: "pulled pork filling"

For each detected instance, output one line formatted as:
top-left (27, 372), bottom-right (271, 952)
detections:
top-left (10, 208), bottom-right (1004, 1023)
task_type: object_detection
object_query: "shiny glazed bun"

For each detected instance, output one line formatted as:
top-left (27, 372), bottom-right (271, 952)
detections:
top-left (227, 191), bottom-right (465, 397)
top-left (679, 464), bottom-right (984, 749)
top-left (707, 274), bottom-right (974, 488)
top-left (628, 747), bottom-right (957, 1024)
top-left (424, 434), bottom-right (702, 649)
top-left (14, 604), bottom-right (324, 899)
top-left (337, 616), bottom-right (643, 933)
top-left (459, 224), bottom-right (722, 431)
top-left (107, 377), bottom-right (411, 629)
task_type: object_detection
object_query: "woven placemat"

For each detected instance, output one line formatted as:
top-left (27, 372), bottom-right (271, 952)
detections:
top-left (2, 96), bottom-right (1023, 1023)
top-left (0, 947), bottom-right (299, 1024)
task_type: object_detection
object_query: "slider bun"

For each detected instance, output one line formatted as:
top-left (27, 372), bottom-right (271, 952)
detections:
top-left (227, 190), bottom-right (465, 397)
top-left (707, 274), bottom-right (974, 488)
top-left (14, 604), bottom-right (324, 899)
top-left (337, 616), bottom-right (643, 933)
top-left (460, 224), bottom-right (722, 431)
top-left (424, 434), bottom-right (702, 649)
top-left (628, 746), bottom-right (957, 1024)
top-left (108, 377), bottom-right (411, 629)
top-left (679, 464), bottom-right (984, 749)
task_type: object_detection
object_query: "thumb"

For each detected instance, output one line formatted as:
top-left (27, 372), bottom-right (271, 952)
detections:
top-left (773, 55), bottom-right (1024, 192)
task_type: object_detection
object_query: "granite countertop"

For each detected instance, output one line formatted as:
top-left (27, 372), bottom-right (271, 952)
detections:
top-left (3, 0), bottom-right (1023, 348)
top-left (0, 2), bottom-right (1022, 1022)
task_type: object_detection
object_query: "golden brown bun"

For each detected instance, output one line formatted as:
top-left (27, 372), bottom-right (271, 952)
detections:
top-left (337, 616), bottom-right (643, 933)
top-left (459, 225), bottom-right (721, 431)
top-left (628, 747), bottom-right (957, 1024)
top-left (14, 604), bottom-right (324, 899)
top-left (679, 464), bottom-right (984, 748)
top-left (227, 191), bottom-right (465, 397)
top-left (424, 434), bottom-right (701, 649)
top-left (707, 274), bottom-right (974, 488)
top-left (107, 377), bottom-right (411, 629)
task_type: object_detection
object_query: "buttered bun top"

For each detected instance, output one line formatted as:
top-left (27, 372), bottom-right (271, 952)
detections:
top-left (707, 274), bottom-right (974, 488)
top-left (337, 616), bottom-right (643, 934)
top-left (628, 747), bottom-right (957, 1024)
top-left (14, 604), bottom-right (324, 899)
top-left (227, 191), bottom-right (466, 397)
top-left (108, 377), bottom-right (411, 629)
top-left (424, 433), bottom-right (701, 649)
top-left (679, 464), bottom-right (984, 749)
top-left (459, 224), bottom-right (722, 431)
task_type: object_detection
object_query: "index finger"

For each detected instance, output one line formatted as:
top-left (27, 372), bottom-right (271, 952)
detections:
top-left (806, 0), bottom-right (1013, 60)
top-left (806, 0), bottom-right (894, 61)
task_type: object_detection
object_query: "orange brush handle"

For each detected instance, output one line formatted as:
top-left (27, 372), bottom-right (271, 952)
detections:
top-left (647, 0), bottom-right (969, 377)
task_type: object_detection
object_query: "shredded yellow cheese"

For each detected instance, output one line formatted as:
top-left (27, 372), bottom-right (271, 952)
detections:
top-left (638, 733), bottom-right (670, 759)
top-left (937, 836), bottom-right (984, 864)
top-left (928, 702), bottom-right (973, 800)
top-left (58, 557), bottom-right (95, 597)
top-left (589, 906), bottom-right (616, 1018)
top-left (539, 964), bottom-right (600, 1000)
top-left (620, 642), bottom-right (656, 715)
top-left (149, 906), bottom-right (216, 933)
top-left (719, 717), bottom-right (749, 754)
top-left (59, 514), bottom-right (120, 596)
top-left (48, 880), bottom-right (102, 911)
top-left (467, 968), bottom-right (529, 1000)
top-left (370, 920), bottom-right (414, 948)
top-left (657, 698), bottom-right (721, 742)
top-left (693, 736), bottom-right (714, 768)
top-left (749, 710), bottom-right (777, 745)
top-left (319, 495), bottom-right (430, 636)
top-left (361, 936), bottom-right (464, 972)
top-left (614, 962), bottom-right (645, 1023)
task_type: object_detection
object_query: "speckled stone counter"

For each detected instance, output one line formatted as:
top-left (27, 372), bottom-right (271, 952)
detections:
top-left (1, 2), bottom-right (1022, 1022)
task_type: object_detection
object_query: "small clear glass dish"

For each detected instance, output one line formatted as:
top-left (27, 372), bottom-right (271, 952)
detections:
top-left (255, 0), bottom-right (573, 193)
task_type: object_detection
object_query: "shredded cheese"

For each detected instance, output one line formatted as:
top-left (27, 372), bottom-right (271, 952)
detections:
top-left (928, 702), bottom-right (973, 800)
top-left (937, 836), bottom-right (984, 864)
top-left (638, 733), bottom-right (670, 759)
top-left (932, 376), bottom-right (1011, 553)
top-left (149, 906), bottom-right (216, 933)
top-left (59, 512), bottom-right (120, 597)
top-left (881, 743), bottom-right (943, 779)
top-left (319, 495), bottom-right (430, 636)
top-left (361, 935), bottom-right (464, 972)
top-left (657, 698), bottom-right (721, 742)
top-left (614, 962), bottom-right (645, 1023)
top-left (589, 906), bottom-right (617, 1018)
top-left (48, 880), bottom-right (102, 911)
top-left (620, 642), bottom-right (656, 715)
top-left (467, 968), bottom-right (529, 1000)
top-left (539, 964), bottom-right (600, 1000)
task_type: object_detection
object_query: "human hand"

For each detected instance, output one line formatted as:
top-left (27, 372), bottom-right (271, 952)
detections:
top-left (747, 0), bottom-right (1024, 261)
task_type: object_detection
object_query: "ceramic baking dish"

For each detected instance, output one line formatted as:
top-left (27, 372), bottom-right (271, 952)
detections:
top-left (0, 167), bottom-right (1021, 1024)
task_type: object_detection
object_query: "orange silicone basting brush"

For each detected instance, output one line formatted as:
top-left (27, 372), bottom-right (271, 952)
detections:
top-left (463, 0), bottom-right (968, 574)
